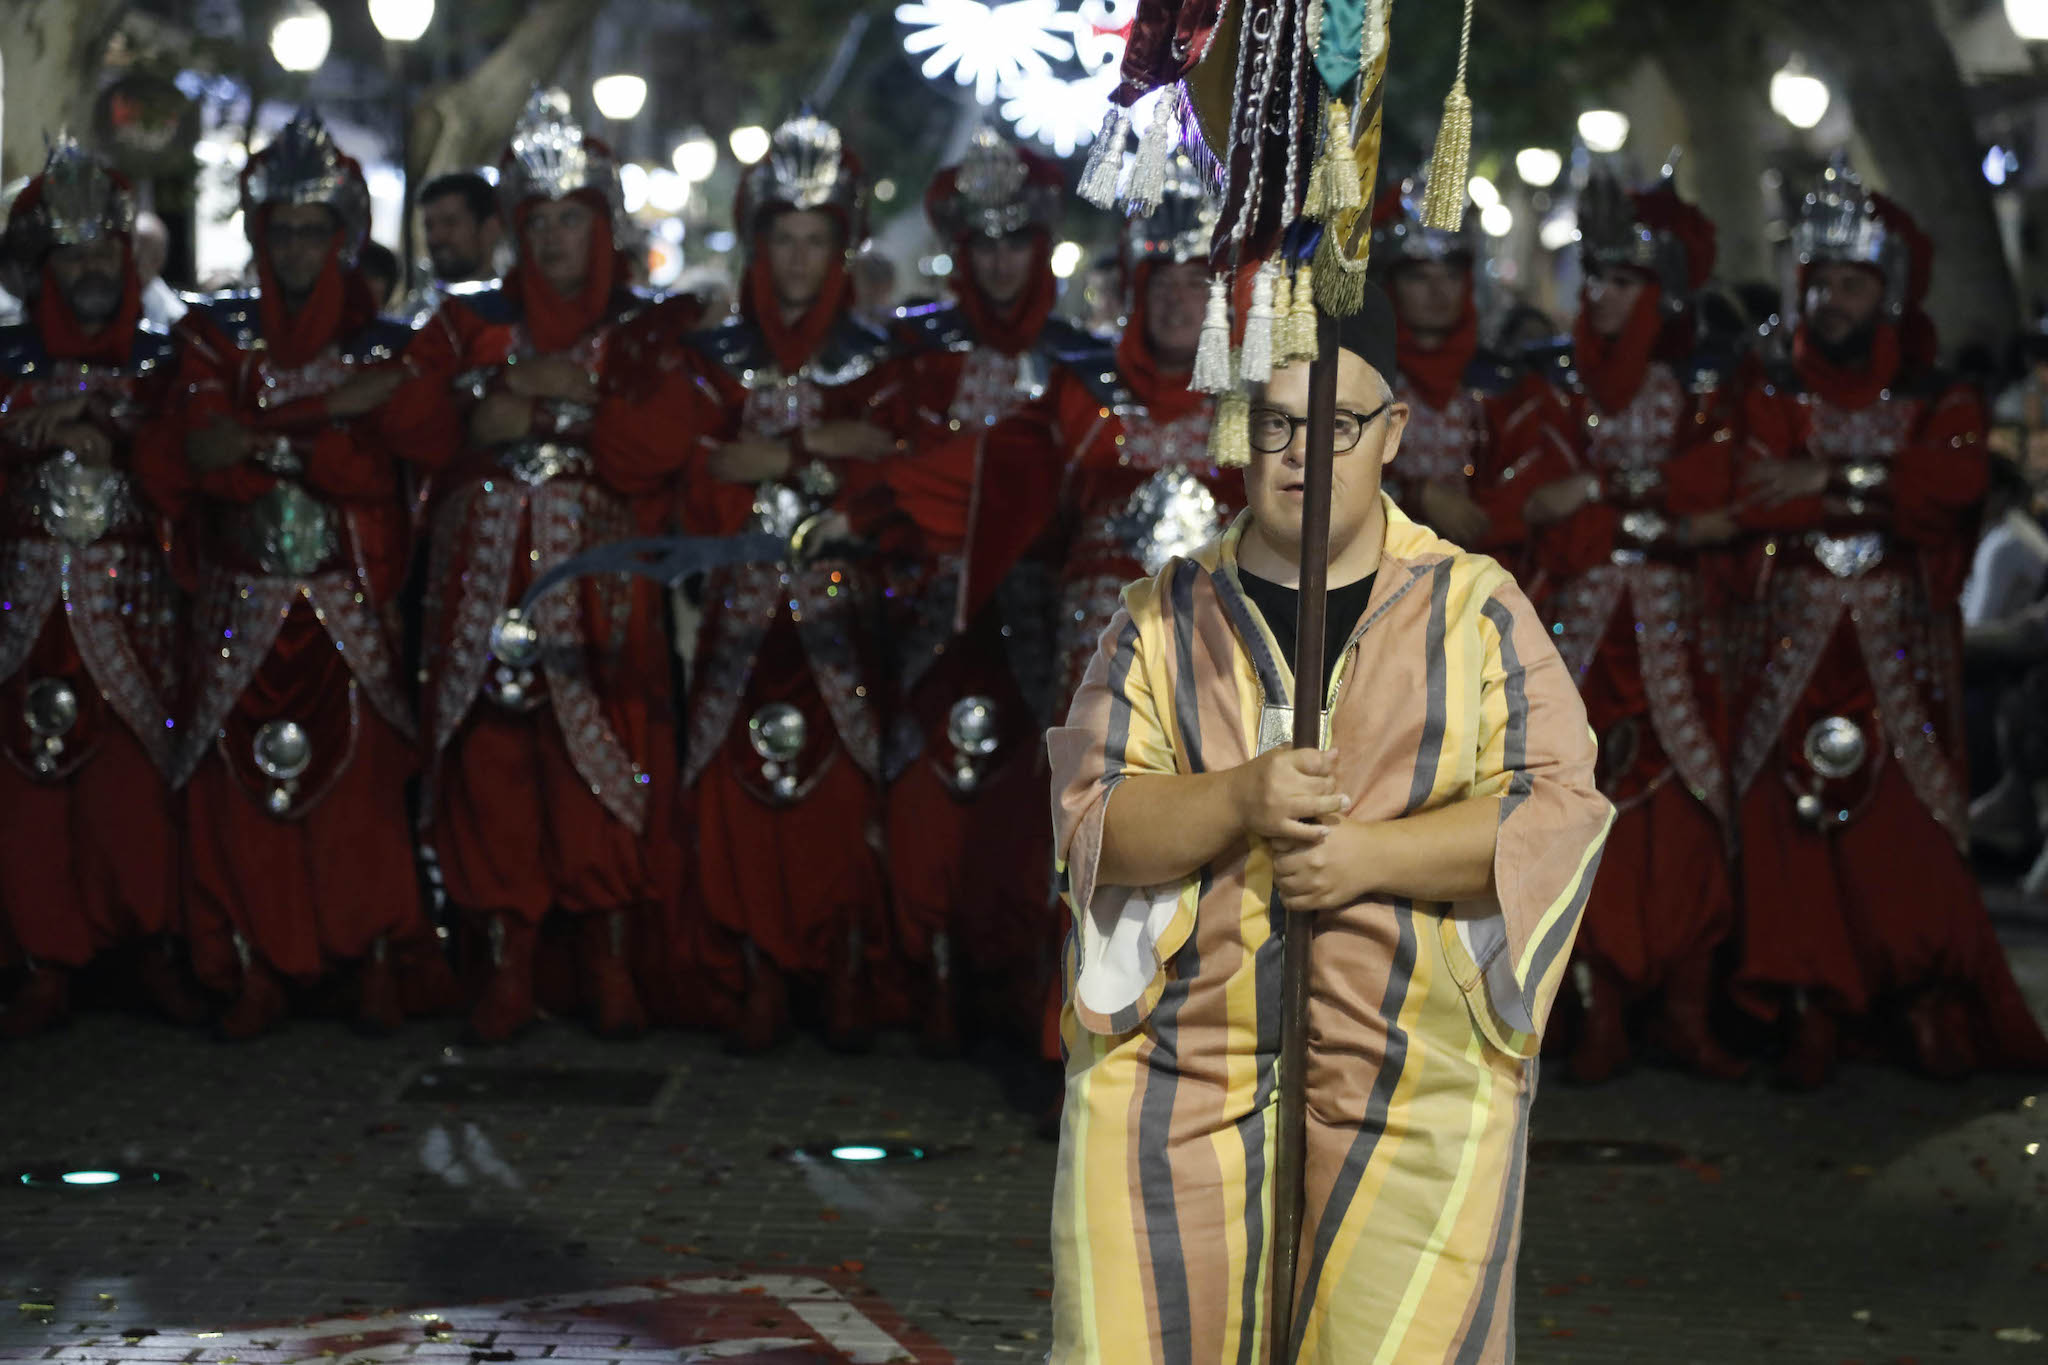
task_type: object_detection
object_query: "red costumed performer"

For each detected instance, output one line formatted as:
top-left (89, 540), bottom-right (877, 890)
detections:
top-left (138, 111), bottom-right (438, 1039)
top-left (879, 129), bottom-right (1098, 1052)
top-left (1520, 171), bottom-right (1747, 1083)
top-left (971, 152), bottom-right (1233, 1064)
top-left (379, 89), bottom-right (679, 1044)
top-left (678, 113), bottom-right (905, 1054)
top-left (1731, 164), bottom-right (2048, 1085)
top-left (0, 138), bottom-right (198, 1037)
top-left (1368, 179), bottom-right (1552, 566)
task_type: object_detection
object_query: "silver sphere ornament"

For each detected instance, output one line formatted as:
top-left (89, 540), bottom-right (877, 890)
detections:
top-left (24, 678), bottom-right (79, 738)
top-left (1794, 791), bottom-right (1824, 823)
top-left (252, 719), bottom-right (313, 781)
top-left (1802, 716), bottom-right (1867, 780)
top-left (947, 696), bottom-right (1000, 757)
top-left (490, 610), bottom-right (542, 669)
top-left (748, 702), bottom-right (807, 764)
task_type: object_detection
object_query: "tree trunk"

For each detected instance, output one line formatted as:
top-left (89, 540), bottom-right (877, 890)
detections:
top-left (1784, 0), bottom-right (2017, 352)
top-left (408, 0), bottom-right (591, 188)
top-left (0, 0), bottom-right (128, 184)
top-left (1648, 25), bottom-right (1776, 287)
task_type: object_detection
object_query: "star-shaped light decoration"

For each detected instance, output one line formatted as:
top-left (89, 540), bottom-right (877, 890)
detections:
top-left (895, 0), bottom-right (1077, 106)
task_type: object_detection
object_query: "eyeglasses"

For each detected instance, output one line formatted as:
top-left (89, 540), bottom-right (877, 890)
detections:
top-left (1247, 401), bottom-right (1390, 455)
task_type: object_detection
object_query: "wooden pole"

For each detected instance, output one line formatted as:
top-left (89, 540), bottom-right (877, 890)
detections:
top-left (1267, 305), bottom-right (1342, 1363)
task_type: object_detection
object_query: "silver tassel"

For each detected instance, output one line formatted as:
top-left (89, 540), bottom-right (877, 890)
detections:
top-left (1127, 96), bottom-right (1176, 213)
top-left (1077, 106), bottom-right (1131, 209)
top-left (1240, 261), bottom-right (1277, 383)
top-left (1191, 274), bottom-right (1234, 394)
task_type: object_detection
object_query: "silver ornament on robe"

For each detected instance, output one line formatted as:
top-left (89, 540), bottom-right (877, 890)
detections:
top-left (253, 718), bottom-right (312, 815)
top-left (749, 702), bottom-right (807, 802)
top-left (25, 677), bottom-right (79, 776)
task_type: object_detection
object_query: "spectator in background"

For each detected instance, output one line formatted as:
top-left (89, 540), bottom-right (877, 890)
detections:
top-left (358, 241), bottom-right (401, 313)
top-left (849, 247), bottom-right (897, 330)
top-left (133, 211), bottom-right (187, 329)
top-left (1492, 300), bottom-right (1555, 355)
top-left (418, 172), bottom-right (502, 284)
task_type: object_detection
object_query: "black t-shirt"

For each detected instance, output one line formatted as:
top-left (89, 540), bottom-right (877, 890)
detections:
top-left (1239, 569), bottom-right (1379, 678)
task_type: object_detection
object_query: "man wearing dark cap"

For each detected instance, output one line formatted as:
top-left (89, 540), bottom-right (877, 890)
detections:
top-left (1045, 283), bottom-right (1611, 1360)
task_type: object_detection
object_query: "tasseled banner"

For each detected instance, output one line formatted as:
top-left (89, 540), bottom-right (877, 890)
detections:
top-left (1127, 96), bottom-right (1177, 214)
top-left (1239, 262), bottom-right (1277, 383)
top-left (1208, 384), bottom-right (1250, 468)
top-left (1286, 264), bottom-right (1318, 359)
top-left (1191, 273), bottom-right (1234, 393)
top-left (1077, 105), bottom-right (1131, 209)
top-left (1312, 231), bottom-right (1367, 316)
top-left (1420, 0), bottom-right (1475, 230)
top-left (1306, 0), bottom-right (1324, 54)
top-left (1304, 99), bottom-right (1361, 221)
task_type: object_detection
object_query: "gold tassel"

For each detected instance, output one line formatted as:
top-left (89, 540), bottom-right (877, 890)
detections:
top-left (1302, 100), bottom-right (1360, 221)
top-left (1420, 0), bottom-right (1475, 231)
top-left (1312, 231), bottom-right (1367, 316)
top-left (1287, 264), bottom-right (1318, 359)
top-left (1209, 384), bottom-right (1251, 468)
top-left (1323, 100), bottom-right (1362, 213)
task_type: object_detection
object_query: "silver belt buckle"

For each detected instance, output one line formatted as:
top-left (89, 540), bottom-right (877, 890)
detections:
top-left (1809, 531), bottom-right (1885, 579)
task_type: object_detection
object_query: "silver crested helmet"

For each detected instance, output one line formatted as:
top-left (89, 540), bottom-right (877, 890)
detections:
top-left (242, 108), bottom-right (372, 265)
top-left (737, 112), bottom-right (866, 244)
top-left (1575, 167), bottom-right (1693, 313)
top-left (498, 87), bottom-right (627, 246)
top-left (929, 127), bottom-right (1060, 242)
top-left (1789, 159), bottom-right (1911, 318)
top-left (4, 132), bottom-right (135, 271)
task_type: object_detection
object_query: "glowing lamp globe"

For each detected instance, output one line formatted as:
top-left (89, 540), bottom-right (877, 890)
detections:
top-left (592, 75), bottom-right (647, 122)
top-left (2008, 0), bottom-right (2048, 41)
top-left (1467, 175), bottom-right (1501, 210)
top-left (1050, 240), bottom-right (1084, 278)
top-left (672, 133), bottom-right (718, 183)
top-left (270, 1), bottom-right (333, 72)
top-left (1769, 65), bottom-right (1830, 130)
top-left (1515, 147), bottom-right (1562, 188)
top-left (1479, 203), bottom-right (1514, 238)
top-left (1577, 109), bottom-right (1630, 154)
top-left (730, 126), bottom-right (772, 165)
top-left (368, 0), bottom-right (434, 42)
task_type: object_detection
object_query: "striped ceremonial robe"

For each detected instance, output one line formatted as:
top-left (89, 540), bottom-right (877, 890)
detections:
top-left (1047, 499), bottom-right (1612, 1363)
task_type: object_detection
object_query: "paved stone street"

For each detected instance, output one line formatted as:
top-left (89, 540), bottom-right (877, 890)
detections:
top-left (3, 920), bottom-right (2046, 1364)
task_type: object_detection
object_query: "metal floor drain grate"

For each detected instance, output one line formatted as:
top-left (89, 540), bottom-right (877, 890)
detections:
top-left (399, 1065), bottom-right (671, 1106)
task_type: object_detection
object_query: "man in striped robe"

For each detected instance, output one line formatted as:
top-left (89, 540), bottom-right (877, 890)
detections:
top-left (1047, 285), bottom-right (1612, 1362)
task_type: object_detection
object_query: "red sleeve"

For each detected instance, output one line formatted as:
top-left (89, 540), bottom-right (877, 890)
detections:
top-left (1473, 377), bottom-right (1572, 553)
top-left (1890, 384), bottom-right (1987, 548)
top-left (378, 304), bottom-right (471, 474)
top-left (1732, 384), bottom-right (1825, 533)
top-left (298, 422), bottom-right (399, 502)
top-left (960, 375), bottom-right (1076, 620)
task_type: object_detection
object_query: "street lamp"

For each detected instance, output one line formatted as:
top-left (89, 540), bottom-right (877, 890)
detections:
top-left (672, 132), bottom-right (718, 183)
top-left (2007, 0), bottom-right (2048, 41)
top-left (730, 125), bottom-right (771, 164)
top-left (591, 74), bottom-right (648, 122)
top-left (1577, 109), bottom-right (1629, 154)
top-left (368, 0), bottom-right (434, 42)
top-left (1769, 60), bottom-right (1830, 130)
top-left (1515, 147), bottom-right (1562, 188)
top-left (270, 0), bottom-right (332, 72)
